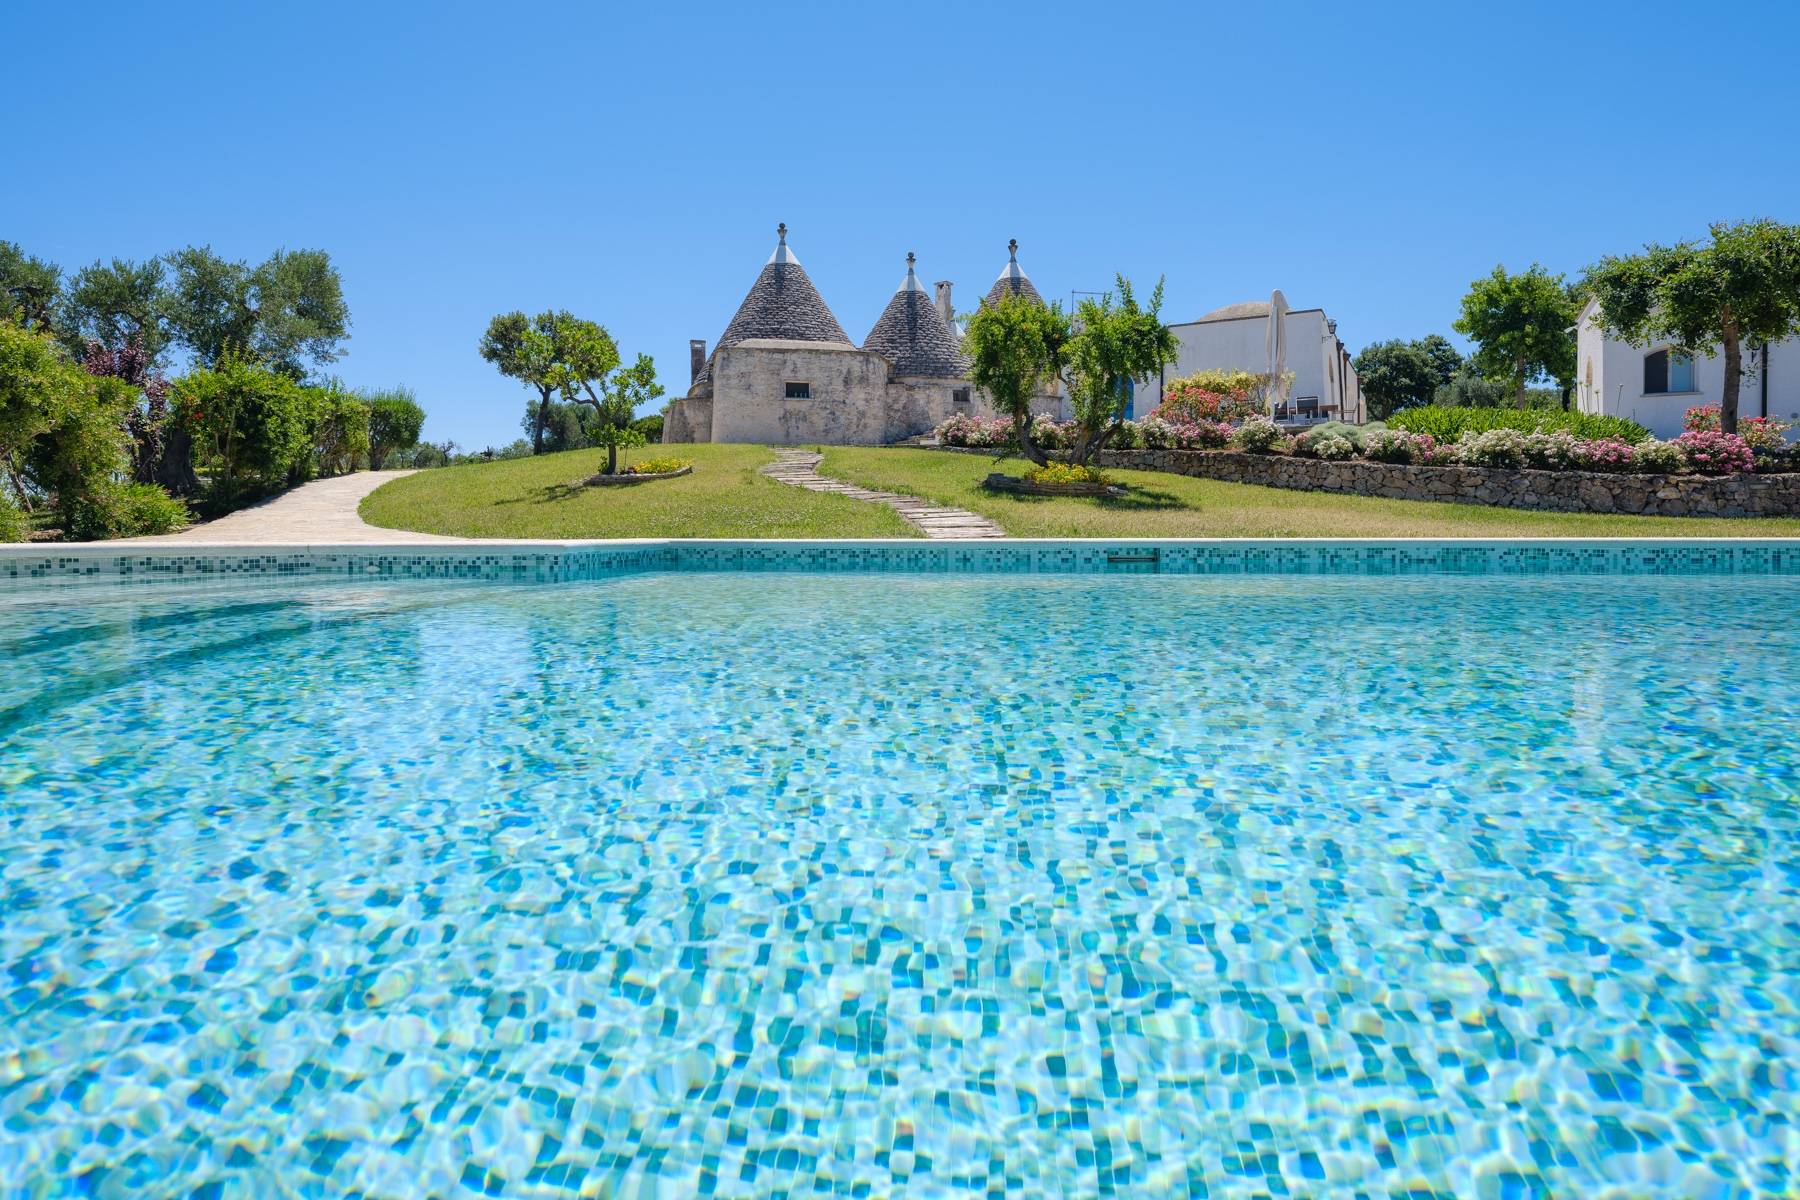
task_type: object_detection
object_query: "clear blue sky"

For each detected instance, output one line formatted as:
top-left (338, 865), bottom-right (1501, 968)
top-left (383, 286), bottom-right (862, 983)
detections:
top-left (6, 0), bottom-right (1797, 449)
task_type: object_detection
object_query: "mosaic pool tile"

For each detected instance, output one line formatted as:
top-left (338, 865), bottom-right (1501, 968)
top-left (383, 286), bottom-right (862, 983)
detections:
top-left (1, 569), bottom-right (1799, 1196)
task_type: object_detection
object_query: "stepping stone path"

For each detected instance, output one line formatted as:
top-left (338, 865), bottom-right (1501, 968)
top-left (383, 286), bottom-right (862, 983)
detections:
top-left (763, 449), bottom-right (1007, 539)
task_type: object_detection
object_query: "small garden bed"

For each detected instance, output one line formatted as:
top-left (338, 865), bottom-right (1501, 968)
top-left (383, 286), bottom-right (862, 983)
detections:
top-left (578, 458), bottom-right (694, 486)
top-left (983, 472), bottom-right (1123, 497)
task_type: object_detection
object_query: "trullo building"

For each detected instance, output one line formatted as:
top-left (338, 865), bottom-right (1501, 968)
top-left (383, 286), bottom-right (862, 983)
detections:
top-left (666, 226), bottom-right (1038, 444)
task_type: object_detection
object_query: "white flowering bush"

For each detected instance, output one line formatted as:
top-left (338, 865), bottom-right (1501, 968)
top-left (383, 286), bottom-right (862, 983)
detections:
top-left (1626, 439), bottom-right (1687, 474)
top-left (1452, 428), bottom-right (1529, 469)
top-left (1233, 416), bottom-right (1282, 454)
top-left (1520, 431), bottom-right (1582, 471)
top-left (1311, 434), bottom-right (1356, 461)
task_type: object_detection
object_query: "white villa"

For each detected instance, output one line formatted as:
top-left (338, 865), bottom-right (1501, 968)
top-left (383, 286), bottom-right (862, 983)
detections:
top-left (1575, 296), bottom-right (1800, 438)
top-left (1129, 300), bottom-right (1364, 424)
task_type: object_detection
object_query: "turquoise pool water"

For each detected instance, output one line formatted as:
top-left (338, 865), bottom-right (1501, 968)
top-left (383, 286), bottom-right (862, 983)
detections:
top-left (2, 569), bottom-right (1798, 1197)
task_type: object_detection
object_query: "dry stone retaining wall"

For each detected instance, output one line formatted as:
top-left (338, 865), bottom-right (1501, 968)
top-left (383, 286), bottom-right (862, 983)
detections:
top-left (1074, 449), bottom-right (1800, 518)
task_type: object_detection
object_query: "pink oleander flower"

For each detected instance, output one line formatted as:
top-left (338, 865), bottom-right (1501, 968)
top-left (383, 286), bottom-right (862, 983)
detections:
top-left (1674, 429), bottom-right (1754, 474)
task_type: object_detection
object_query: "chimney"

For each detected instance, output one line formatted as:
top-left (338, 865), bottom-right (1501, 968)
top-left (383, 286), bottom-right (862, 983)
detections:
top-left (689, 339), bottom-right (706, 384)
top-left (934, 281), bottom-right (954, 329)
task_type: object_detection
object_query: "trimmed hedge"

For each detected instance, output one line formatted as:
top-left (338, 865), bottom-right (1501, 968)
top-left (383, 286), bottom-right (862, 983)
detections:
top-left (1390, 405), bottom-right (1649, 445)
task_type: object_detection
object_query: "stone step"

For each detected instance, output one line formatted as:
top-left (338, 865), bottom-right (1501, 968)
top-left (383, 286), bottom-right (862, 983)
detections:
top-left (761, 449), bottom-right (1007, 539)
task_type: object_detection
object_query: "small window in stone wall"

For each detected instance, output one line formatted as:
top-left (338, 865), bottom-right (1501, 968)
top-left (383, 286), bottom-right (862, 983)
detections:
top-left (953, 387), bottom-right (971, 407)
top-left (784, 382), bottom-right (811, 400)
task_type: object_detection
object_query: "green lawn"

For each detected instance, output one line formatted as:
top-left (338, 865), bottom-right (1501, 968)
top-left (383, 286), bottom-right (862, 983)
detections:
top-left (359, 444), bottom-right (915, 539)
top-left (817, 447), bottom-right (1800, 539)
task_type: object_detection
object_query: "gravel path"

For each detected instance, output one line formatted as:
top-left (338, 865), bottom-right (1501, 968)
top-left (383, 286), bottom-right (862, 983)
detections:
top-left (762, 449), bottom-right (1007, 539)
top-left (123, 471), bottom-right (464, 544)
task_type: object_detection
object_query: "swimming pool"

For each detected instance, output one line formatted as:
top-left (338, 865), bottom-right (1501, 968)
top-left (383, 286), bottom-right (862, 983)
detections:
top-left (3, 553), bottom-right (1798, 1196)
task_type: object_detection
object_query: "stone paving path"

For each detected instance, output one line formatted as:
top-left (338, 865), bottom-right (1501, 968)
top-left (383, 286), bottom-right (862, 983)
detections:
top-left (123, 470), bottom-right (466, 544)
top-left (762, 449), bottom-right (1007, 539)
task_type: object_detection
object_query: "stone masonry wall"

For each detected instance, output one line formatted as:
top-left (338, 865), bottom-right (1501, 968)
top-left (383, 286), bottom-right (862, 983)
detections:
top-left (1080, 449), bottom-right (1800, 518)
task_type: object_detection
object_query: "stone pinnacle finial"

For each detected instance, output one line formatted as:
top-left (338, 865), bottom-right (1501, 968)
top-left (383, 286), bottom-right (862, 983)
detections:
top-left (1008, 238), bottom-right (1018, 261)
top-left (778, 222), bottom-right (787, 243)
top-left (907, 251), bottom-right (916, 267)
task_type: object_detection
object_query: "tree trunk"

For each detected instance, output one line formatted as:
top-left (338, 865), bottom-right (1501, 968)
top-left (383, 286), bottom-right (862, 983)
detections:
top-left (606, 442), bottom-right (618, 475)
top-left (1013, 410), bottom-right (1049, 466)
top-left (533, 387), bottom-right (552, 455)
top-left (155, 427), bottom-right (198, 496)
top-left (1720, 317), bottom-right (1741, 435)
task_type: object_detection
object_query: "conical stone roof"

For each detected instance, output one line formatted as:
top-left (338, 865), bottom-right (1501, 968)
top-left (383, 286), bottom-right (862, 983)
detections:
top-left (691, 224), bottom-right (853, 396)
top-left (983, 238), bottom-right (1045, 307)
top-left (862, 253), bottom-right (970, 379)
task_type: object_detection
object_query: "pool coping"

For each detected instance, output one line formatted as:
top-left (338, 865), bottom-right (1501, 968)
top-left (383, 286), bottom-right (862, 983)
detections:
top-left (7, 536), bottom-right (1800, 584)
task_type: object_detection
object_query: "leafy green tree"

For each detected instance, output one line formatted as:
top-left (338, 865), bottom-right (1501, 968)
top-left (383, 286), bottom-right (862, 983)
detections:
top-left (1, 320), bottom-right (83, 510)
top-left (479, 310), bottom-right (618, 454)
top-left (0, 241), bottom-right (61, 333)
top-left (576, 353), bottom-right (663, 475)
top-left (1062, 276), bottom-right (1178, 465)
top-left (302, 382), bottom-right (372, 478)
top-left (0, 320), bottom-right (185, 539)
top-left (162, 246), bottom-right (350, 375)
top-left (961, 292), bottom-right (1072, 466)
top-left (1453, 265), bottom-right (1579, 404)
top-left (366, 389), bottom-right (426, 469)
top-left (1583, 218), bottom-right (1800, 434)
top-left (1353, 335), bottom-right (1464, 418)
top-left (61, 257), bottom-right (170, 362)
top-left (172, 355), bottom-right (312, 507)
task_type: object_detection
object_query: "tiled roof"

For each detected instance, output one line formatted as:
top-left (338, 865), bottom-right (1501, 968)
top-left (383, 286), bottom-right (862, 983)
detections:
top-left (982, 238), bottom-right (1044, 307)
top-left (691, 224), bottom-right (852, 396)
top-left (862, 253), bottom-right (970, 379)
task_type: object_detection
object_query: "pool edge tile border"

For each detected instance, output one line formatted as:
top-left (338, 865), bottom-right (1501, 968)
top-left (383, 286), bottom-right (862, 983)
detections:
top-left (6, 537), bottom-right (1800, 584)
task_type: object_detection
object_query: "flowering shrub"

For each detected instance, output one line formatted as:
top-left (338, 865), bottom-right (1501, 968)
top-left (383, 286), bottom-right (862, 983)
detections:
top-left (1292, 428), bottom-right (1354, 460)
top-left (1135, 416), bottom-right (1178, 448)
top-left (1452, 428), bottom-right (1529, 469)
top-left (1363, 429), bottom-right (1437, 465)
top-left (1028, 413), bottom-right (1071, 450)
top-left (1310, 434), bottom-right (1356, 461)
top-left (1520, 431), bottom-right (1582, 471)
top-left (1570, 438), bottom-right (1636, 473)
top-left (1680, 406), bottom-right (1792, 470)
top-left (1172, 419), bottom-right (1233, 449)
top-left (1024, 462), bottom-right (1108, 486)
top-left (1156, 372), bottom-right (1263, 426)
top-left (934, 414), bottom-right (1014, 448)
top-left (1628, 439), bottom-right (1687, 474)
top-left (1674, 429), bottom-right (1755, 474)
top-left (1233, 416), bottom-right (1282, 453)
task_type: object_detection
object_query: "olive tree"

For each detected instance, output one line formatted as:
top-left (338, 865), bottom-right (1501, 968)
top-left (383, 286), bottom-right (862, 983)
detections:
top-left (1583, 218), bottom-right (1800, 434)
top-left (366, 389), bottom-right (426, 469)
top-left (480, 310), bottom-right (616, 454)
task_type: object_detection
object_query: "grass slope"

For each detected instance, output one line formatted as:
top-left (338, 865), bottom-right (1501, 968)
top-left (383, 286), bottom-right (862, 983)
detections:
top-left (360, 444), bottom-right (915, 539)
top-left (818, 447), bottom-right (1800, 539)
